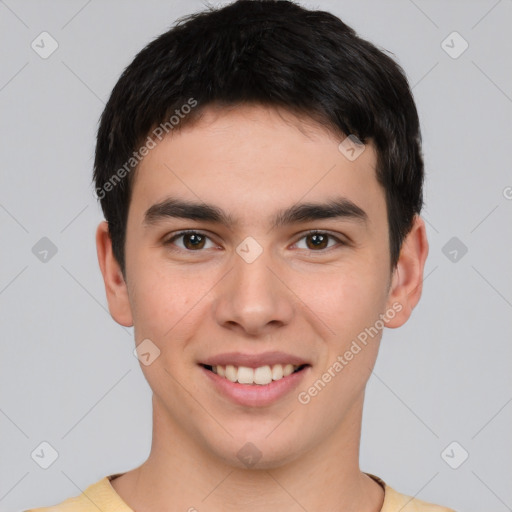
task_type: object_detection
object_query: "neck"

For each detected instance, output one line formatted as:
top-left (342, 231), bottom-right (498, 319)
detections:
top-left (111, 394), bottom-right (384, 512)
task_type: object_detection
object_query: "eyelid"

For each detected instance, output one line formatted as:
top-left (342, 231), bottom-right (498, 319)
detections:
top-left (163, 229), bottom-right (218, 248)
top-left (164, 229), bottom-right (347, 252)
top-left (292, 230), bottom-right (347, 250)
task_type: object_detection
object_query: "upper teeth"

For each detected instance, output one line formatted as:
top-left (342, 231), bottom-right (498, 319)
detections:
top-left (211, 364), bottom-right (300, 385)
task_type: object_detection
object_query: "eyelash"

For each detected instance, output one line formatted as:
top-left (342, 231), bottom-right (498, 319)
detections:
top-left (163, 230), bottom-right (346, 253)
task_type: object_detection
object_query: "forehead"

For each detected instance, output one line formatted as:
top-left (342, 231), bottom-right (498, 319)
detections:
top-left (129, 104), bottom-right (384, 230)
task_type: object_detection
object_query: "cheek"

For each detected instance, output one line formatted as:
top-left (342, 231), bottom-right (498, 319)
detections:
top-left (300, 261), bottom-right (390, 343)
top-left (128, 256), bottom-right (198, 344)
top-left (294, 271), bottom-right (388, 418)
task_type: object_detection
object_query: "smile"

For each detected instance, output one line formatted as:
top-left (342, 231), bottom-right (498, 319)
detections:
top-left (202, 363), bottom-right (307, 385)
top-left (200, 362), bottom-right (311, 407)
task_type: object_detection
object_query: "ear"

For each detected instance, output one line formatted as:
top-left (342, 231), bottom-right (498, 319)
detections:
top-left (95, 221), bottom-right (134, 327)
top-left (384, 215), bottom-right (429, 328)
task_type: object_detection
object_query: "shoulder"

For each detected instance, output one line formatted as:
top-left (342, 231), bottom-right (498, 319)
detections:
top-left (367, 474), bottom-right (457, 512)
top-left (23, 475), bottom-right (132, 512)
top-left (384, 486), bottom-right (457, 512)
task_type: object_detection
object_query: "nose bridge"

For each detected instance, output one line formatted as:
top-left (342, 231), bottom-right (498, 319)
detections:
top-left (213, 239), bottom-right (294, 334)
top-left (234, 241), bottom-right (277, 295)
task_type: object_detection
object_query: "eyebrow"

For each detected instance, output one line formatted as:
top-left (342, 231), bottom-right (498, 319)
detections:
top-left (143, 196), bottom-right (368, 230)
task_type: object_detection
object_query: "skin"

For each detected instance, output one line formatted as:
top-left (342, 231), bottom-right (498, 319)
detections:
top-left (96, 104), bottom-right (428, 512)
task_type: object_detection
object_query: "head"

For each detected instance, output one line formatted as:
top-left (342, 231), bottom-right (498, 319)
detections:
top-left (94, 0), bottom-right (428, 469)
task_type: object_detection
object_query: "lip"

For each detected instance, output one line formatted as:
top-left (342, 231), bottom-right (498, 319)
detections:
top-left (200, 351), bottom-right (310, 368)
top-left (201, 364), bottom-right (311, 407)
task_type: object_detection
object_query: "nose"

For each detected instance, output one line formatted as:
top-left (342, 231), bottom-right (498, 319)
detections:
top-left (212, 244), bottom-right (295, 337)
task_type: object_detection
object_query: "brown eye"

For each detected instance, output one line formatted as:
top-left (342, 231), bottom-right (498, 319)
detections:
top-left (165, 231), bottom-right (214, 251)
top-left (305, 232), bottom-right (329, 250)
top-left (295, 231), bottom-right (343, 252)
top-left (182, 233), bottom-right (206, 250)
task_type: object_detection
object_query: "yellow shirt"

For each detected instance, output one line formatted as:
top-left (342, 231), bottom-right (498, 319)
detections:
top-left (25, 472), bottom-right (456, 512)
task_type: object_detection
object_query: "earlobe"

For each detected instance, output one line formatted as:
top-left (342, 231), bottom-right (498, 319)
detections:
top-left (95, 221), bottom-right (134, 327)
top-left (385, 215), bottom-right (429, 328)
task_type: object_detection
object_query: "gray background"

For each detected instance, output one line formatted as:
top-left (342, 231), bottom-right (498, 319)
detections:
top-left (1, 0), bottom-right (511, 511)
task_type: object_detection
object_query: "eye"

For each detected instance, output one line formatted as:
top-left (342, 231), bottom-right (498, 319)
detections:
top-left (294, 230), bottom-right (344, 251)
top-left (163, 229), bottom-right (346, 253)
top-left (164, 230), bottom-right (217, 251)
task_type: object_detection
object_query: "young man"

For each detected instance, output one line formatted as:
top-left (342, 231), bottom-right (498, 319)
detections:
top-left (27, 1), bottom-right (456, 511)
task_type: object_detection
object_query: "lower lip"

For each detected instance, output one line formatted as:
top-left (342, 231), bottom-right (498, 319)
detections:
top-left (200, 365), bottom-right (310, 407)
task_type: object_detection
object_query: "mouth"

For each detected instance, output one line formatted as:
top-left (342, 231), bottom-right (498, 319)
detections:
top-left (199, 351), bottom-right (312, 406)
top-left (200, 362), bottom-right (311, 407)
top-left (201, 363), bottom-right (309, 385)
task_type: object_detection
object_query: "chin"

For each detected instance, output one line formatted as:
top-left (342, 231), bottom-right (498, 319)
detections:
top-left (204, 429), bottom-right (307, 471)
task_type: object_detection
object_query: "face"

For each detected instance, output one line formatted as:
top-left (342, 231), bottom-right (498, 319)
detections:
top-left (97, 104), bottom-right (427, 469)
